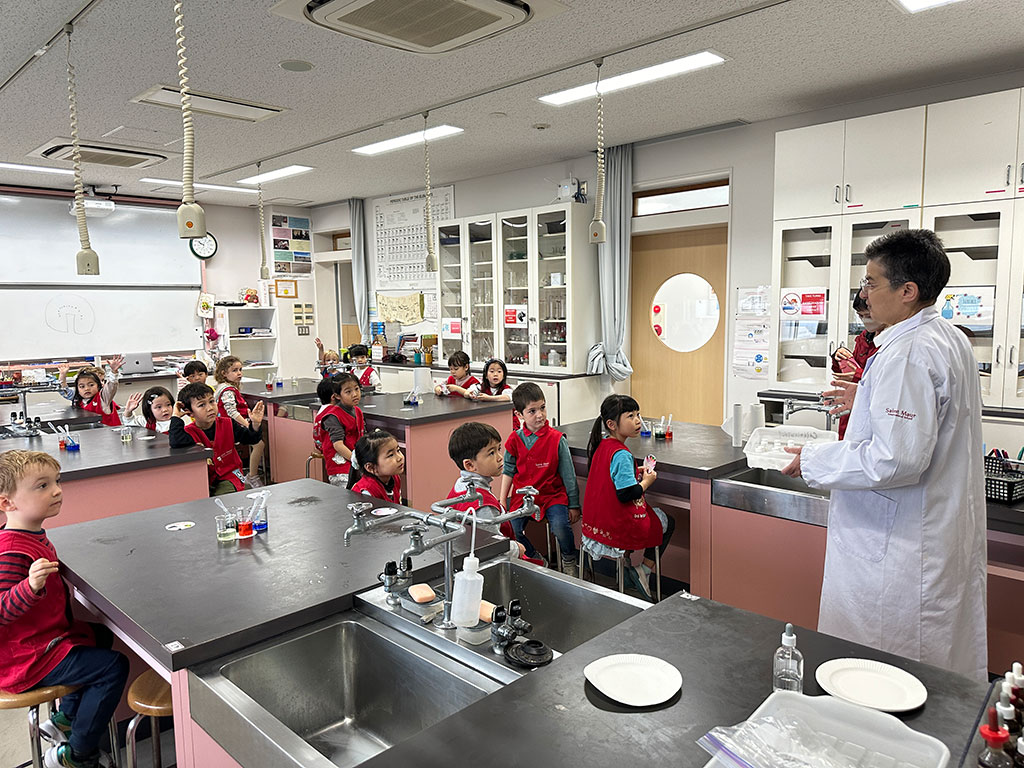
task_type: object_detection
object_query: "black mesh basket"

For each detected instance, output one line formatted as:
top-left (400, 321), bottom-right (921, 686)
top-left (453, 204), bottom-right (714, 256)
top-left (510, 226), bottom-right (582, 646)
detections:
top-left (984, 454), bottom-right (1024, 503)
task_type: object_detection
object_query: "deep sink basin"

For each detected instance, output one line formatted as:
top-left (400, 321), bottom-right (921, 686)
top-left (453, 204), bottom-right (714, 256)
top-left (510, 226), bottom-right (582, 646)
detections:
top-left (725, 467), bottom-right (828, 496)
top-left (190, 612), bottom-right (501, 768)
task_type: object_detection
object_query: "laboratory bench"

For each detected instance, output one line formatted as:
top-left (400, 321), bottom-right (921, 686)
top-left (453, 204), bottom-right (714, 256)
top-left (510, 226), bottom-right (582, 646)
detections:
top-left (0, 397), bottom-right (101, 430)
top-left (47, 479), bottom-right (989, 768)
top-left (0, 426), bottom-right (210, 526)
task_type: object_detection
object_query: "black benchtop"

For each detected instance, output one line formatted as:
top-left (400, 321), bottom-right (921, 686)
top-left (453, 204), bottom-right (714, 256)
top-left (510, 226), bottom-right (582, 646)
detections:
top-left (561, 419), bottom-right (748, 479)
top-left (363, 595), bottom-right (986, 768)
top-left (49, 479), bottom-right (504, 671)
top-left (0, 399), bottom-right (101, 429)
top-left (277, 391), bottom-right (512, 426)
top-left (987, 499), bottom-right (1024, 537)
top-left (375, 360), bottom-right (597, 381)
top-left (239, 378), bottom-right (323, 402)
top-left (0, 426), bottom-right (208, 480)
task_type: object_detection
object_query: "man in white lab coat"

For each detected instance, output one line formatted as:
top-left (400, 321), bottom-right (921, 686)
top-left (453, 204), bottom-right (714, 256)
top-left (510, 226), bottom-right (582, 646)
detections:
top-left (782, 229), bottom-right (987, 681)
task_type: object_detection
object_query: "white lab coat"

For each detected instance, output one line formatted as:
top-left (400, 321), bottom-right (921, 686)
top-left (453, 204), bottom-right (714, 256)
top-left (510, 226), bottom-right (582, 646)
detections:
top-left (802, 307), bottom-right (987, 681)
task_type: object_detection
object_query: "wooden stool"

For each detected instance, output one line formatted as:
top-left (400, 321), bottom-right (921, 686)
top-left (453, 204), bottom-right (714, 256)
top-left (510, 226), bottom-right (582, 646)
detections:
top-left (125, 671), bottom-right (172, 768)
top-left (578, 548), bottom-right (661, 602)
top-left (305, 449), bottom-right (324, 479)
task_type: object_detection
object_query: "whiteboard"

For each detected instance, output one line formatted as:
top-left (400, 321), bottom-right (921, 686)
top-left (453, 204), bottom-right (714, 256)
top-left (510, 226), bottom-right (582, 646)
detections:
top-left (2, 289), bottom-right (203, 359)
top-left (0, 195), bottom-right (201, 285)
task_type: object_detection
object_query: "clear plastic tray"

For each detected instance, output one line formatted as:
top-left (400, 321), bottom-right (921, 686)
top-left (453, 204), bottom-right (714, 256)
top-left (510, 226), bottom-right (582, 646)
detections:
top-left (744, 426), bottom-right (838, 471)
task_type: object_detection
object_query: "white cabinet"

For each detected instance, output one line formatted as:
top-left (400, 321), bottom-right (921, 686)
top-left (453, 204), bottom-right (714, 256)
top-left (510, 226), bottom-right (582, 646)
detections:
top-left (214, 305), bottom-right (279, 379)
top-left (435, 216), bottom-right (500, 364)
top-left (842, 107), bottom-right (925, 214)
top-left (1004, 199), bottom-right (1024, 406)
top-left (773, 122), bottom-right (846, 220)
top-left (924, 90), bottom-right (1021, 207)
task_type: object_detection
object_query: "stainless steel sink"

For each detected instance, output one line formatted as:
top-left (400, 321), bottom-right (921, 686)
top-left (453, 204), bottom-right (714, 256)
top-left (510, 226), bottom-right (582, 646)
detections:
top-left (725, 467), bottom-right (829, 496)
top-left (712, 466), bottom-right (830, 527)
top-left (358, 557), bottom-right (649, 683)
top-left (189, 612), bottom-right (501, 768)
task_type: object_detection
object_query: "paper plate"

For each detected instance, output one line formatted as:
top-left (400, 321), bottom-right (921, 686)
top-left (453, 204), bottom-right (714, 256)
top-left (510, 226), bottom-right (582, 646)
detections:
top-left (583, 654), bottom-right (681, 707)
top-left (371, 506), bottom-right (400, 516)
top-left (815, 658), bottom-right (927, 712)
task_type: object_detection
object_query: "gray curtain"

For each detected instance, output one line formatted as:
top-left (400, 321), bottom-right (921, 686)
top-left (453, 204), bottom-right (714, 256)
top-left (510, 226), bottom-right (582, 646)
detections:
top-left (349, 197), bottom-right (371, 343)
top-left (587, 144), bottom-right (634, 381)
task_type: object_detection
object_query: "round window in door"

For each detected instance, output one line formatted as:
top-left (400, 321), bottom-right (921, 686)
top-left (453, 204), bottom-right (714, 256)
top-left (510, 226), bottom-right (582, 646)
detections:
top-left (651, 273), bottom-right (720, 352)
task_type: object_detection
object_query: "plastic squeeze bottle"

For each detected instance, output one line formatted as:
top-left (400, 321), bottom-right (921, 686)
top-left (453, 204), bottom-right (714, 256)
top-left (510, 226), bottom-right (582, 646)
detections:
top-left (450, 555), bottom-right (484, 628)
top-left (979, 707), bottom-right (1013, 768)
top-left (772, 623), bottom-right (804, 693)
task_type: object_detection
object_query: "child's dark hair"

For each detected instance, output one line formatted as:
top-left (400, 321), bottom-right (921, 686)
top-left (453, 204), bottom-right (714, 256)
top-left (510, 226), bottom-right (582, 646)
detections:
top-left (587, 394), bottom-right (641, 465)
top-left (347, 429), bottom-right (399, 489)
top-left (333, 372), bottom-right (360, 391)
top-left (448, 422), bottom-right (501, 471)
top-left (447, 350), bottom-right (470, 369)
top-left (141, 386), bottom-right (174, 423)
top-left (71, 366), bottom-right (104, 408)
top-left (316, 376), bottom-right (340, 404)
top-left (183, 360), bottom-right (208, 377)
top-left (178, 383), bottom-right (214, 411)
top-left (512, 382), bottom-right (544, 413)
top-left (852, 294), bottom-right (869, 313)
top-left (480, 358), bottom-right (508, 395)
top-left (347, 344), bottom-right (369, 358)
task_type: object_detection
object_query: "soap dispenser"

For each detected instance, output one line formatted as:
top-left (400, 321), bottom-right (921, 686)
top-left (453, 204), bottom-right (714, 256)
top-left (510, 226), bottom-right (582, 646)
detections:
top-left (450, 555), bottom-right (484, 627)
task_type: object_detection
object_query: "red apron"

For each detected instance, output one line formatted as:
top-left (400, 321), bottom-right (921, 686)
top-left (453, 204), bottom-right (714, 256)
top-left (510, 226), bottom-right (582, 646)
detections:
top-left (79, 394), bottom-right (121, 427)
top-left (184, 418), bottom-right (245, 491)
top-left (832, 331), bottom-right (878, 439)
top-left (216, 385), bottom-right (249, 419)
top-left (444, 375), bottom-right (480, 397)
top-left (358, 366), bottom-right (376, 388)
top-left (352, 473), bottom-right (402, 504)
top-left (0, 530), bottom-right (95, 692)
top-left (313, 405), bottom-right (365, 476)
top-left (505, 424), bottom-right (568, 520)
top-left (446, 485), bottom-right (544, 565)
top-left (581, 438), bottom-right (661, 550)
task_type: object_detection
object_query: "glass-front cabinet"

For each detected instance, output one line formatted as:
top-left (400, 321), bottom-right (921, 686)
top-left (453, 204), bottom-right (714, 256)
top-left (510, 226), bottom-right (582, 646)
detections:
top-left (498, 210), bottom-right (533, 369)
top-left (536, 208), bottom-right (569, 370)
top-left (436, 220), bottom-right (466, 361)
top-left (468, 218), bottom-right (497, 362)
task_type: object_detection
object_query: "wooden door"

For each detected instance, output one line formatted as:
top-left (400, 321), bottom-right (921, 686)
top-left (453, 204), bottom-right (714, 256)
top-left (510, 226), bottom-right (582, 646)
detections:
top-left (630, 226), bottom-right (727, 425)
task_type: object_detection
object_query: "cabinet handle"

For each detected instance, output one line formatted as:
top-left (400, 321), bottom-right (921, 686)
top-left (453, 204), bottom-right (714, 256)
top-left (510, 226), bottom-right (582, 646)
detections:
top-left (834, 185), bottom-right (841, 204)
top-left (844, 184), bottom-right (851, 203)
top-left (829, 340), bottom-right (835, 356)
top-left (1012, 346), bottom-right (1017, 366)
top-left (1008, 165), bottom-right (1013, 187)
top-left (996, 345), bottom-right (1003, 365)
top-left (1020, 163), bottom-right (1023, 186)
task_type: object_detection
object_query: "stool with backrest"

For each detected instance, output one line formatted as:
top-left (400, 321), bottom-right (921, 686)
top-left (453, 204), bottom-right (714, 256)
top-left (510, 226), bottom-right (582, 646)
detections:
top-left (125, 671), bottom-right (172, 768)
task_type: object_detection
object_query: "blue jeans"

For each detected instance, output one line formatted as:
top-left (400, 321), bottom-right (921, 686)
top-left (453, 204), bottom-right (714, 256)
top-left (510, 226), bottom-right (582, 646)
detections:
top-left (511, 504), bottom-right (578, 562)
top-left (35, 625), bottom-right (129, 757)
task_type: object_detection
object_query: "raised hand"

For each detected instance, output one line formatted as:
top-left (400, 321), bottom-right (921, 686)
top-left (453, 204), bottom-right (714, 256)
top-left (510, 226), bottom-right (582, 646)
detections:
top-left (108, 355), bottom-right (125, 373)
top-left (125, 391), bottom-right (143, 416)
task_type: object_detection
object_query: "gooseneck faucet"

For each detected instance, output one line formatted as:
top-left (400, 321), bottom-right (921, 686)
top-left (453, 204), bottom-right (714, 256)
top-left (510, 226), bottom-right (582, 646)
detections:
top-left (783, 398), bottom-right (835, 431)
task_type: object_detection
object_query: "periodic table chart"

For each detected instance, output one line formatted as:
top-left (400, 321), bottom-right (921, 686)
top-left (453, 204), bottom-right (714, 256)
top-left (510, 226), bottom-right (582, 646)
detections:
top-left (372, 186), bottom-right (454, 288)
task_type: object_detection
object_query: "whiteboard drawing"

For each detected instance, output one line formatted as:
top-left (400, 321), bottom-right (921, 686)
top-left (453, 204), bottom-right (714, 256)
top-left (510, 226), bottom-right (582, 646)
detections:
top-left (46, 294), bottom-right (96, 335)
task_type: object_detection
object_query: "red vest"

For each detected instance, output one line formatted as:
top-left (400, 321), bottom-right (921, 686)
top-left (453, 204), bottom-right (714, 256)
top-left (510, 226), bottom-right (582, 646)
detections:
top-left (184, 418), bottom-right (245, 491)
top-left (79, 394), bottom-right (121, 427)
top-left (481, 383), bottom-right (519, 430)
top-left (444, 375), bottom-right (480, 396)
top-left (446, 484), bottom-right (517, 543)
top-left (216, 385), bottom-right (249, 419)
top-left (352, 473), bottom-right (402, 504)
top-left (313, 405), bottom-right (364, 476)
top-left (0, 530), bottom-right (95, 692)
top-left (358, 366), bottom-right (376, 388)
top-left (582, 438), bottom-right (661, 550)
top-left (146, 418), bottom-right (157, 431)
top-left (505, 424), bottom-right (568, 520)
top-left (834, 332), bottom-right (879, 439)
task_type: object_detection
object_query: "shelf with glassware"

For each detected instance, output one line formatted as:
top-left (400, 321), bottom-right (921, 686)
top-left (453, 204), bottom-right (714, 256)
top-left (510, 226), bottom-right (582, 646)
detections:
top-left (434, 215), bottom-right (500, 365)
top-left (496, 202), bottom-right (597, 373)
top-left (214, 304), bottom-right (279, 379)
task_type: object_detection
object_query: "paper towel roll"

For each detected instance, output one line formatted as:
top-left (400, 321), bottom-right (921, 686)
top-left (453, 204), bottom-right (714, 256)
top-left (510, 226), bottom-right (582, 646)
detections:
top-left (413, 367), bottom-right (433, 393)
top-left (732, 403), bottom-right (744, 447)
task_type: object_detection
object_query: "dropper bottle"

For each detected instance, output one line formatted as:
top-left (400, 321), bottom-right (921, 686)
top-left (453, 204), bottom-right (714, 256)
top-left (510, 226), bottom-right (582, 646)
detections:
top-left (772, 623), bottom-right (803, 694)
top-left (979, 706), bottom-right (1013, 768)
top-left (1012, 664), bottom-right (1024, 721)
top-left (999, 683), bottom-right (1022, 757)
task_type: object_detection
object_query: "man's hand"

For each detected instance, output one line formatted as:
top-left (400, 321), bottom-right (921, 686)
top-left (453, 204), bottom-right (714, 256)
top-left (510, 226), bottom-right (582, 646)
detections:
top-left (28, 559), bottom-right (60, 594)
top-left (822, 379), bottom-right (858, 417)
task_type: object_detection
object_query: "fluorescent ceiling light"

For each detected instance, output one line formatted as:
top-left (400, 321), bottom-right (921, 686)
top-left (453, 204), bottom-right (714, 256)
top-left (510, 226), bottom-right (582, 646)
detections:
top-left (890, 0), bottom-right (965, 12)
top-left (0, 161), bottom-right (75, 176)
top-left (352, 125), bottom-right (463, 156)
top-left (132, 85), bottom-right (285, 122)
top-left (139, 177), bottom-right (259, 194)
top-left (539, 51), bottom-right (725, 106)
top-left (237, 165), bottom-right (313, 184)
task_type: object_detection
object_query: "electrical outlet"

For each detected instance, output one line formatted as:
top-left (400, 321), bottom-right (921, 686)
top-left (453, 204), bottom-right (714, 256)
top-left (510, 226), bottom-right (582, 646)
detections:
top-left (297, 326), bottom-right (310, 336)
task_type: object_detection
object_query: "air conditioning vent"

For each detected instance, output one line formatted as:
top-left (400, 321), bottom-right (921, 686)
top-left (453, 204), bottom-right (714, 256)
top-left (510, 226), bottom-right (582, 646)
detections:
top-left (29, 139), bottom-right (167, 169)
top-left (272, 0), bottom-right (567, 53)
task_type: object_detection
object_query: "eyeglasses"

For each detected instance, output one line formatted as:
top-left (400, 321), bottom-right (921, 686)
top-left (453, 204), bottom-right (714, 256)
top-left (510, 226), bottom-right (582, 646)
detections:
top-left (859, 277), bottom-right (889, 293)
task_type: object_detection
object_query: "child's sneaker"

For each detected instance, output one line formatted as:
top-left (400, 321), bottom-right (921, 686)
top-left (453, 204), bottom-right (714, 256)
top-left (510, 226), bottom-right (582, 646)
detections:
top-left (624, 564), bottom-right (653, 601)
top-left (39, 711), bottom-right (72, 744)
top-left (44, 744), bottom-right (105, 768)
top-left (559, 558), bottom-right (578, 577)
top-left (246, 474), bottom-right (264, 488)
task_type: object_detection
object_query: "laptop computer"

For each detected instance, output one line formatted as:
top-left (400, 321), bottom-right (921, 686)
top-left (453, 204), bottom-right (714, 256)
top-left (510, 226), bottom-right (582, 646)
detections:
top-left (123, 352), bottom-right (155, 374)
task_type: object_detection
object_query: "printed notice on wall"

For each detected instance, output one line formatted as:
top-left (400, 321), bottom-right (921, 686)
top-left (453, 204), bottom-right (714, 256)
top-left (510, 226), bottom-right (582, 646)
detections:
top-left (733, 285), bottom-right (771, 380)
top-left (780, 287), bottom-right (827, 320)
top-left (735, 285), bottom-right (770, 317)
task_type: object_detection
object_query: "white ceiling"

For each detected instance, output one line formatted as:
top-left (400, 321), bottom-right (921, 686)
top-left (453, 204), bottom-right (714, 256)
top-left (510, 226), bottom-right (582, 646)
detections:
top-left (1, 0), bottom-right (1023, 208)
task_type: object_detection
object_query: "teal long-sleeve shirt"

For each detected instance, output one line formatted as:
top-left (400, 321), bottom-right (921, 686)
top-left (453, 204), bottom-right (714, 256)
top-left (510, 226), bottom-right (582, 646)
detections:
top-left (502, 429), bottom-right (581, 509)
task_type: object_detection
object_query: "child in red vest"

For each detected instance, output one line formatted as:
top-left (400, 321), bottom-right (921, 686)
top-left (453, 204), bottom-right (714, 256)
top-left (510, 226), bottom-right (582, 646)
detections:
top-left (122, 386), bottom-right (175, 433)
top-left (467, 358), bottom-right (520, 431)
top-left (214, 356), bottom-right (266, 487)
top-left (169, 383), bottom-right (265, 495)
top-left (830, 295), bottom-right (884, 439)
top-left (0, 450), bottom-right (129, 768)
top-left (581, 394), bottom-right (675, 601)
top-left (347, 344), bottom-right (382, 391)
top-left (347, 429), bottom-right (404, 504)
top-left (499, 383), bottom-right (580, 574)
top-left (434, 350), bottom-right (479, 397)
top-left (446, 422), bottom-right (538, 565)
top-left (57, 357), bottom-right (124, 427)
top-left (312, 373), bottom-right (365, 486)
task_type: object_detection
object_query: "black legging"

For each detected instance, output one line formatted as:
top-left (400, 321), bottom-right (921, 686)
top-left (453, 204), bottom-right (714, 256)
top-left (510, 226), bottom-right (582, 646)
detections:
top-left (644, 512), bottom-right (676, 561)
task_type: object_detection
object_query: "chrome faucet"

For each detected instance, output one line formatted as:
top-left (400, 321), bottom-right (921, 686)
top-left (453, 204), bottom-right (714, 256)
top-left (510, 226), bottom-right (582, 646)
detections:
top-left (783, 398), bottom-right (834, 431)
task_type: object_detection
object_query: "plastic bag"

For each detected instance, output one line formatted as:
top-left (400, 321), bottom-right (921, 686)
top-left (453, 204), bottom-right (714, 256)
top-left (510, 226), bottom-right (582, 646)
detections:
top-left (698, 713), bottom-right (863, 768)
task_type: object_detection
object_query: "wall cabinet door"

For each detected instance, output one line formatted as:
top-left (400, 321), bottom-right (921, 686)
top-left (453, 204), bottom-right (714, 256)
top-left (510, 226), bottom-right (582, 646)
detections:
top-left (436, 219), bottom-right (467, 361)
top-left (923, 202), bottom-right (1015, 408)
top-left (924, 90), bottom-right (1021, 207)
top-left (1001, 200), bottom-right (1024, 407)
top-left (773, 122), bottom-right (846, 220)
top-left (466, 217), bottom-right (498, 363)
top-left (1017, 92), bottom-right (1024, 199)
top-left (842, 107), bottom-right (925, 214)
top-left (498, 210), bottom-right (534, 371)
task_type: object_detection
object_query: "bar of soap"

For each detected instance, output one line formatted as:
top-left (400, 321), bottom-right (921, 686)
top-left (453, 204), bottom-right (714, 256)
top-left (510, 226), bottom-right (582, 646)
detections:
top-left (408, 584), bottom-right (436, 604)
top-left (479, 600), bottom-right (496, 623)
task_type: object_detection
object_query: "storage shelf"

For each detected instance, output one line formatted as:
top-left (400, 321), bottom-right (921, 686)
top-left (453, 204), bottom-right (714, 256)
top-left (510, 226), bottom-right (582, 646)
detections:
top-left (230, 335), bottom-right (277, 340)
top-left (473, 277), bottom-right (493, 281)
top-left (472, 261), bottom-right (494, 266)
top-left (542, 318), bottom-right (566, 323)
top-left (506, 286), bottom-right (529, 290)
top-left (505, 340), bottom-right (529, 345)
top-left (539, 232), bottom-right (566, 238)
top-left (476, 303), bottom-right (494, 307)
top-left (540, 255), bottom-right (566, 261)
top-left (784, 254), bottom-right (831, 268)
top-left (243, 363), bottom-right (277, 369)
top-left (470, 240), bottom-right (493, 245)
top-left (541, 285), bottom-right (566, 290)
top-left (541, 341), bottom-right (566, 345)
top-left (474, 329), bottom-right (494, 333)
top-left (504, 236), bottom-right (528, 242)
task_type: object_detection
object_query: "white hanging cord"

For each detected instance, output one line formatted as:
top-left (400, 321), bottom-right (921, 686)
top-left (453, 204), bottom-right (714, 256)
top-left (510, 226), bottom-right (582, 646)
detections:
top-left (590, 58), bottom-right (607, 244)
top-left (175, 0), bottom-right (195, 205)
top-left (422, 111), bottom-right (436, 270)
top-left (257, 162), bottom-right (269, 279)
top-left (65, 27), bottom-right (91, 253)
